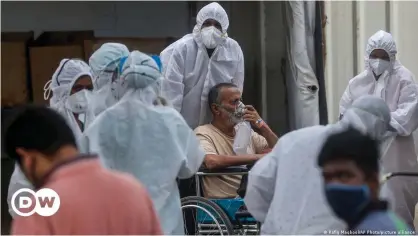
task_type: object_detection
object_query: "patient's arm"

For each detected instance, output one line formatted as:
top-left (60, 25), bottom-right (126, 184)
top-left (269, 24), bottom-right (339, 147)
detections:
top-left (195, 132), bottom-right (264, 170)
top-left (204, 154), bottom-right (264, 170)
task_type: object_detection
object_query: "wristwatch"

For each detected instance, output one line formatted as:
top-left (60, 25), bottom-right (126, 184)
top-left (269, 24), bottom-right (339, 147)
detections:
top-left (255, 118), bottom-right (265, 128)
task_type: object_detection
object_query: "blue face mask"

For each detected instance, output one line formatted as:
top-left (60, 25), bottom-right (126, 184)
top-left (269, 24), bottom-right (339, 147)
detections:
top-left (325, 183), bottom-right (371, 223)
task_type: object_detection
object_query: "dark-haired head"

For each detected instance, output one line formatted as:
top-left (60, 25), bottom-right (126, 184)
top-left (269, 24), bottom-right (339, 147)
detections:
top-left (317, 126), bottom-right (380, 199)
top-left (207, 83), bottom-right (241, 128)
top-left (4, 105), bottom-right (79, 188)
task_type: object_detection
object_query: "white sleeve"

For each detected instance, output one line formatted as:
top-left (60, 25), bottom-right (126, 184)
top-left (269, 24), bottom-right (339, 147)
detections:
top-left (8, 164), bottom-right (33, 218)
top-left (339, 82), bottom-right (353, 118)
top-left (244, 151), bottom-right (278, 223)
top-left (161, 46), bottom-right (185, 112)
top-left (232, 48), bottom-right (245, 92)
top-left (389, 82), bottom-right (418, 136)
top-left (173, 114), bottom-right (206, 179)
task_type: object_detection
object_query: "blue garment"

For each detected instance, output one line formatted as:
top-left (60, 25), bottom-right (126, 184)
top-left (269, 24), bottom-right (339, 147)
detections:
top-left (151, 55), bottom-right (162, 72)
top-left (354, 210), bottom-right (413, 234)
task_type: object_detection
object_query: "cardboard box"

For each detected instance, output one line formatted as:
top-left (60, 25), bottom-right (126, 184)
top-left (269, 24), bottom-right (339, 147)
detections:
top-left (32, 31), bottom-right (94, 47)
top-left (29, 45), bottom-right (84, 104)
top-left (83, 38), bottom-right (172, 61)
top-left (1, 43), bottom-right (30, 106)
top-left (1, 32), bottom-right (34, 106)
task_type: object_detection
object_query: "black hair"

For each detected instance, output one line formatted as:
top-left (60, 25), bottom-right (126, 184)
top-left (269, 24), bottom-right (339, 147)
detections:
top-left (317, 126), bottom-right (379, 177)
top-left (207, 83), bottom-right (238, 109)
top-left (4, 105), bottom-right (77, 165)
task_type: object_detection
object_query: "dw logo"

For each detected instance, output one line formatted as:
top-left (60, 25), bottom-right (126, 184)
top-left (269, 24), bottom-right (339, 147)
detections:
top-left (11, 188), bottom-right (61, 217)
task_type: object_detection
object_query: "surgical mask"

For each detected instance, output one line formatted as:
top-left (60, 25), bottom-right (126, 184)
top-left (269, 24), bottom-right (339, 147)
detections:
top-left (325, 183), bottom-right (371, 223)
top-left (66, 89), bottom-right (92, 114)
top-left (369, 59), bottom-right (390, 77)
top-left (201, 26), bottom-right (223, 49)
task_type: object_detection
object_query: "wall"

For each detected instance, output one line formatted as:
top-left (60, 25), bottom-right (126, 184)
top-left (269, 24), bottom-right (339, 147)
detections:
top-left (325, 1), bottom-right (418, 123)
top-left (1, 1), bottom-right (289, 134)
top-left (1, 1), bottom-right (190, 38)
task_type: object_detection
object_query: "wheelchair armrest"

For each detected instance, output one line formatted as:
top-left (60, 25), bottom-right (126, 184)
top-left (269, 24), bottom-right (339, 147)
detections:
top-left (235, 210), bottom-right (253, 218)
top-left (197, 166), bottom-right (249, 176)
top-left (381, 172), bottom-right (418, 183)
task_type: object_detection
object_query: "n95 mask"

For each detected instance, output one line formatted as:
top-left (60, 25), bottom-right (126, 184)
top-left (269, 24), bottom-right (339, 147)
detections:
top-left (66, 89), bottom-right (92, 114)
top-left (200, 26), bottom-right (223, 49)
top-left (369, 59), bottom-right (390, 76)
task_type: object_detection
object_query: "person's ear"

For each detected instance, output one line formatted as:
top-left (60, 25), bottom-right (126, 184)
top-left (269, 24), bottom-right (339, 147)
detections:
top-left (16, 148), bottom-right (33, 171)
top-left (366, 172), bottom-right (380, 196)
top-left (211, 104), bottom-right (220, 115)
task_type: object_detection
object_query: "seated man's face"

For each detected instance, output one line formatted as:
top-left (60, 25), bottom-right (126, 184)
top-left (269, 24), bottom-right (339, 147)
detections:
top-left (212, 87), bottom-right (242, 127)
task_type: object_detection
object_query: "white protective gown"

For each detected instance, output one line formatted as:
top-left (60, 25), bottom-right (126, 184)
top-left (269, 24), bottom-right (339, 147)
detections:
top-left (80, 51), bottom-right (206, 235)
top-left (160, 2), bottom-right (245, 129)
top-left (8, 59), bottom-right (94, 218)
top-left (89, 43), bottom-right (130, 116)
top-left (245, 95), bottom-right (393, 234)
top-left (339, 30), bottom-right (418, 226)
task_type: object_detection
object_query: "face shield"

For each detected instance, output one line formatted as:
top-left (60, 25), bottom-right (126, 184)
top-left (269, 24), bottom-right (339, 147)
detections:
top-left (340, 95), bottom-right (396, 141)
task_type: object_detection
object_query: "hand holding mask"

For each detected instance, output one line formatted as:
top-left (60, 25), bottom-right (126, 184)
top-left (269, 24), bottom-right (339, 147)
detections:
top-left (242, 105), bottom-right (262, 127)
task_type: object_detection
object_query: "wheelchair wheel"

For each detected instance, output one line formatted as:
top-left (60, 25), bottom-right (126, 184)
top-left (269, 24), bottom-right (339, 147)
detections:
top-left (181, 196), bottom-right (234, 235)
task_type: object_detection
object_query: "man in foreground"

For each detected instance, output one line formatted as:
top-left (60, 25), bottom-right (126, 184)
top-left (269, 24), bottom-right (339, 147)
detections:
top-left (195, 83), bottom-right (278, 198)
top-left (318, 127), bottom-right (411, 232)
top-left (5, 106), bottom-right (162, 235)
top-left (244, 95), bottom-right (394, 234)
top-left (8, 59), bottom-right (95, 219)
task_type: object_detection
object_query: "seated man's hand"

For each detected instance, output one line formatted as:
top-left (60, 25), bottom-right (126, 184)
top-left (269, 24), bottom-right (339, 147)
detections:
top-left (260, 148), bottom-right (272, 154)
top-left (243, 105), bottom-right (262, 127)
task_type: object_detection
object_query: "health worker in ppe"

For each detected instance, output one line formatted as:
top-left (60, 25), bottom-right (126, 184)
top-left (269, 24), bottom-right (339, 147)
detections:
top-left (88, 42), bottom-right (130, 115)
top-left (7, 58), bottom-right (94, 218)
top-left (160, 2), bottom-right (245, 130)
top-left (339, 30), bottom-right (418, 227)
top-left (244, 95), bottom-right (393, 234)
top-left (79, 51), bottom-right (206, 235)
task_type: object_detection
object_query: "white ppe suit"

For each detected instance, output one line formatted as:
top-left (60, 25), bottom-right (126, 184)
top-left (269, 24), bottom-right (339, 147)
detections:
top-left (245, 95), bottom-right (393, 234)
top-left (89, 43), bottom-right (130, 115)
top-left (339, 30), bottom-right (418, 226)
top-left (160, 2), bottom-right (245, 129)
top-left (80, 51), bottom-right (206, 235)
top-left (8, 59), bottom-right (94, 218)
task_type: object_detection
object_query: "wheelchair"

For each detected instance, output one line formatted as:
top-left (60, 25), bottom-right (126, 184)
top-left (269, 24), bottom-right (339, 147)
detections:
top-left (181, 166), bottom-right (260, 235)
top-left (381, 171), bottom-right (418, 183)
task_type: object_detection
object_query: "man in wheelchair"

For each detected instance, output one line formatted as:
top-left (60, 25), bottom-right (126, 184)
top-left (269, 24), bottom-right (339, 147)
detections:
top-left (194, 83), bottom-right (278, 199)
